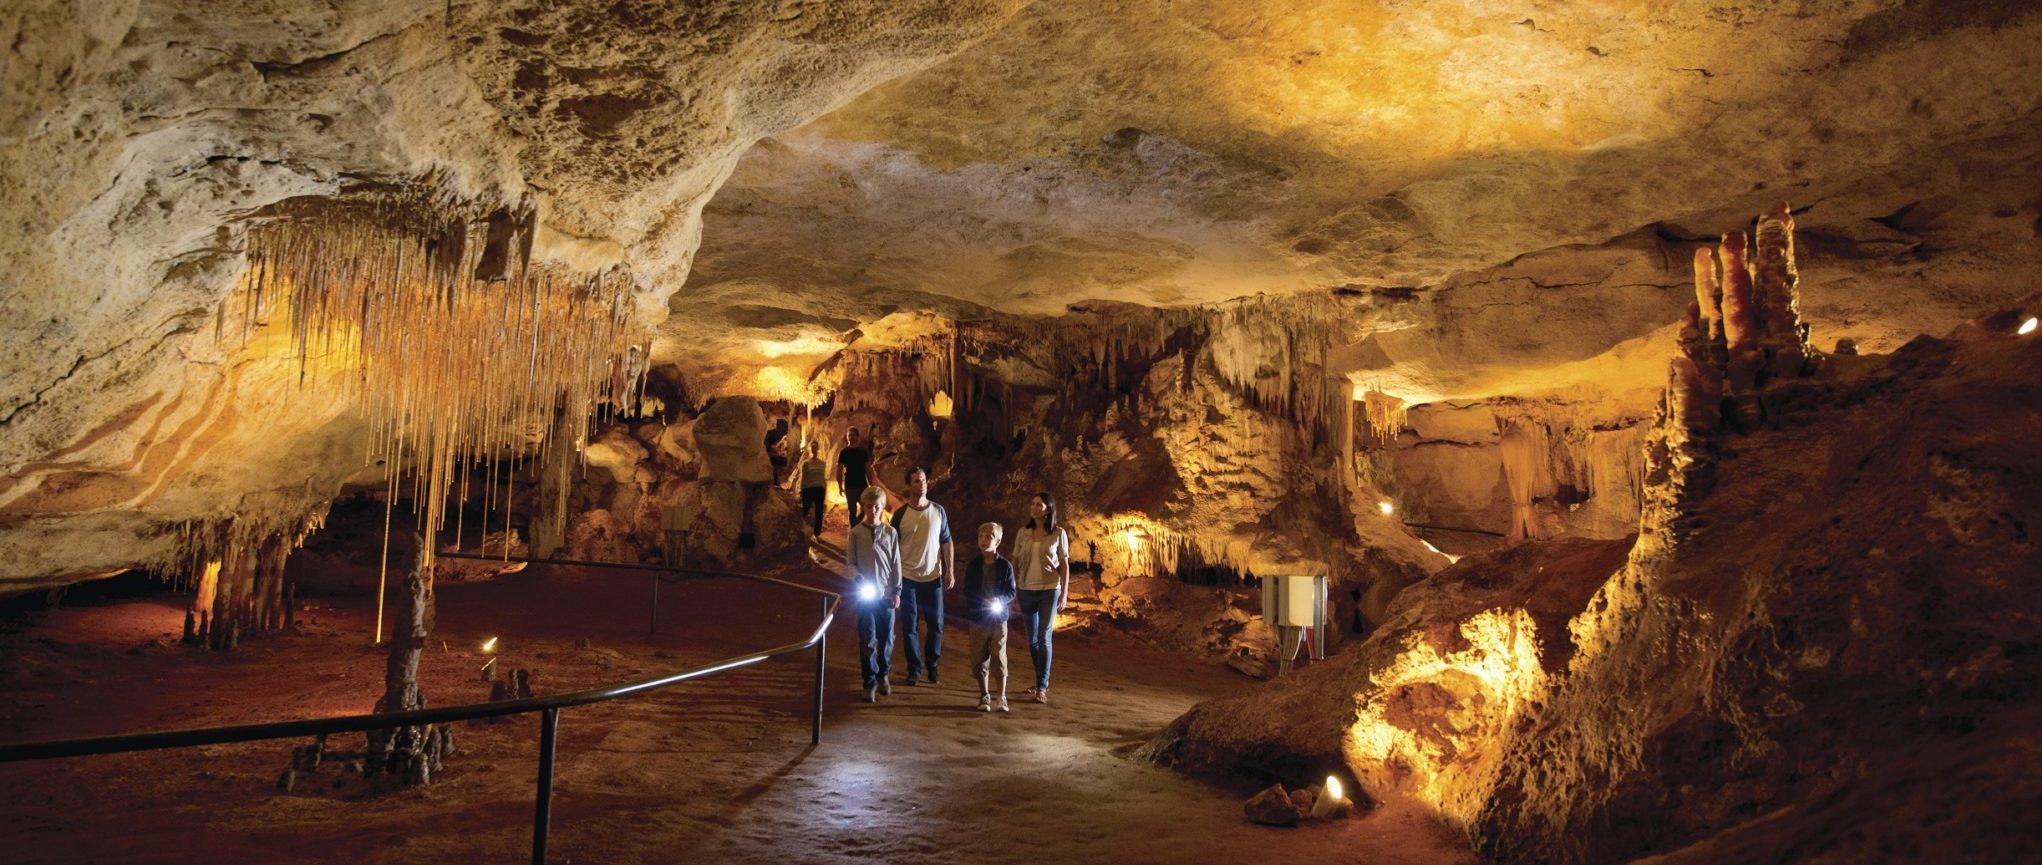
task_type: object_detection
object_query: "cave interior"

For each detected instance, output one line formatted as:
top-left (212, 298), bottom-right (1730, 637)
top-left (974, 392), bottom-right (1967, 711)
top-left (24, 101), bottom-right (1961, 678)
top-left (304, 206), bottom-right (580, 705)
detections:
top-left (2, 2), bottom-right (2039, 864)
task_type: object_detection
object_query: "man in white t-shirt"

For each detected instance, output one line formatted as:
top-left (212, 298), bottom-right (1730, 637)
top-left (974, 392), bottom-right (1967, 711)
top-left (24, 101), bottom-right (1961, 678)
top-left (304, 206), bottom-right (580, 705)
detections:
top-left (881, 465), bottom-right (953, 685)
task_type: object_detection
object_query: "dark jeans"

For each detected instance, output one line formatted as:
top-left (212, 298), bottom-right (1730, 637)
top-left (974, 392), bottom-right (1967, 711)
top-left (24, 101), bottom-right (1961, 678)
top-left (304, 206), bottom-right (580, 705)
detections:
top-left (1019, 588), bottom-right (1059, 691)
top-left (845, 484), bottom-right (869, 528)
top-left (857, 603), bottom-right (896, 690)
top-left (800, 486), bottom-right (825, 535)
top-left (900, 578), bottom-right (944, 679)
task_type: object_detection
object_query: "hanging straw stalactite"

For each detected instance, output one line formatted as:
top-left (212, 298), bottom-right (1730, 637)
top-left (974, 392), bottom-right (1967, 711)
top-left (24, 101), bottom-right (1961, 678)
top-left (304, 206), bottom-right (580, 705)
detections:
top-left (237, 185), bottom-right (644, 584)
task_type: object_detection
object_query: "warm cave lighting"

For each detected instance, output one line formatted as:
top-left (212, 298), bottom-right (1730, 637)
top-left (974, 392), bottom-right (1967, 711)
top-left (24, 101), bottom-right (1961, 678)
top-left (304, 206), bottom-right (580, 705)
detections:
top-left (1378, 500), bottom-right (1396, 516)
top-left (2020, 316), bottom-right (2038, 336)
top-left (480, 636), bottom-right (499, 653)
top-left (858, 582), bottom-right (881, 603)
top-left (1123, 527), bottom-right (1142, 550)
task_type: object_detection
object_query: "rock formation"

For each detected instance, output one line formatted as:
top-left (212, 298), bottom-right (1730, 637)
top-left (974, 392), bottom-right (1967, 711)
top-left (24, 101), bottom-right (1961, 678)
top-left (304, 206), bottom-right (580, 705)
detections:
top-left (1145, 208), bottom-right (2042, 863)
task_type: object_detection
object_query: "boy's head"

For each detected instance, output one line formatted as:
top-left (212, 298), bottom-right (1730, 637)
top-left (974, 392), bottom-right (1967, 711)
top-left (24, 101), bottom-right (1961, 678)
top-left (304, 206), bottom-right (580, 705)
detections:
top-left (977, 522), bottom-right (1003, 554)
top-left (861, 486), bottom-right (886, 523)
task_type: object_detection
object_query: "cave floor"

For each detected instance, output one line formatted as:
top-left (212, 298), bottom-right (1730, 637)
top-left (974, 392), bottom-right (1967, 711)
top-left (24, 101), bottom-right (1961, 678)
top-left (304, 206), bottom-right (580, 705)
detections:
top-left (0, 561), bottom-right (1470, 865)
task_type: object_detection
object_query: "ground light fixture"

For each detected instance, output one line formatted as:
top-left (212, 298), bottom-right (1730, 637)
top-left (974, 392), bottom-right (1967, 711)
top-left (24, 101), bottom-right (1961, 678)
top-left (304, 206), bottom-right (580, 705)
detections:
top-left (479, 636), bottom-right (501, 680)
top-left (1378, 500), bottom-right (1395, 515)
top-left (2020, 316), bottom-right (2038, 336)
top-left (1310, 775), bottom-right (1348, 818)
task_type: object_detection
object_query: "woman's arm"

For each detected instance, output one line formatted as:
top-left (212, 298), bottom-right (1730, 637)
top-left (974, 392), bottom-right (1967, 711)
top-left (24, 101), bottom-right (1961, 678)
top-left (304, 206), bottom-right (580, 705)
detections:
top-left (1056, 528), bottom-right (1072, 610)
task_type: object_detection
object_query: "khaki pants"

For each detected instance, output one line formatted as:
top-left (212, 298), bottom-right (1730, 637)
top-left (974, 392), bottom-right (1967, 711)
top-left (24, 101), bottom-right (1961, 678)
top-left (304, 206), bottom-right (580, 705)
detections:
top-left (969, 622), bottom-right (1008, 684)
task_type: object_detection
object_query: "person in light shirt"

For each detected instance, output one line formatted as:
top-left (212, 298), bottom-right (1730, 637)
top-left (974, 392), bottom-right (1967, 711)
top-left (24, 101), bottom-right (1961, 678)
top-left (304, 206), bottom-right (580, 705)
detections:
top-left (846, 487), bottom-right (901, 703)
top-left (1012, 492), bottom-right (1071, 703)
top-left (872, 464), bottom-right (953, 686)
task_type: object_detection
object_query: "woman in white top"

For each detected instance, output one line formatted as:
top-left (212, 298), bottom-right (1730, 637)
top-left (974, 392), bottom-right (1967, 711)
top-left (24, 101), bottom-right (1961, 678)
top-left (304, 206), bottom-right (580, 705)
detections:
top-left (1012, 492), bottom-right (1071, 703)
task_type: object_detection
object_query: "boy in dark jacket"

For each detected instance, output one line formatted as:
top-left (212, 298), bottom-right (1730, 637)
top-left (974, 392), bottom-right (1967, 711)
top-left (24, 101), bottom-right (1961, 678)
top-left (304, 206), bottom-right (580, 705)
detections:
top-left (963, 522), bottom-right (1017, 712)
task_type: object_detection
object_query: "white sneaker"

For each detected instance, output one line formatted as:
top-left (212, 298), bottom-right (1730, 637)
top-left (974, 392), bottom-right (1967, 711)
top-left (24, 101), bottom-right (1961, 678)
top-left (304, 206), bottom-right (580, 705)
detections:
top-left (997, 696), bottom-right (1010, 713)
top-left (1033, 688), bottom-right (1048, 704)
top-left (863, 687), bottom-right (876, 703)
top-left (978, 694), bottom-right (993, 712)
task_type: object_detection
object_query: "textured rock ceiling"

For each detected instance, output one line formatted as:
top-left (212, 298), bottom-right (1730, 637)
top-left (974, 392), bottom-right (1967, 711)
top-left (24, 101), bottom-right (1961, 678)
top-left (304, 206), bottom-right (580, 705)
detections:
top-left (4, 0), bottom-right (2042, 584)
top-left (671, 0), bottom-right (2042, 393)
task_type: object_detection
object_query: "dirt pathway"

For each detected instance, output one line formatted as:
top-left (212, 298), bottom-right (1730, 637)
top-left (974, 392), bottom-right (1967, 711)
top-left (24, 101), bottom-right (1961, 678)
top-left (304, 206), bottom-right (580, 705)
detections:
top-left (0, 564), bottom-right (1471, 865)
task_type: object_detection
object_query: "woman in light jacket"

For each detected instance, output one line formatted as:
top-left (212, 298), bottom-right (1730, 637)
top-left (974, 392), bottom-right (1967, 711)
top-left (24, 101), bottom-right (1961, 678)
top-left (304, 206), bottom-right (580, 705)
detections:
top-left (1012, 492), bottom-right (1070, 703)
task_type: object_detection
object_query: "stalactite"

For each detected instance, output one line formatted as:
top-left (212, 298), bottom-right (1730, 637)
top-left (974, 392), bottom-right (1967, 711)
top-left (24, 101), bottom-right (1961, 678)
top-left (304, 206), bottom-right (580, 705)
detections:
top-left (236, 184), bottom-right (643, 574)
top-left (1498, 420), bottom-right (1550, 542)
top-left (162, 501), bottom-right (329, 647)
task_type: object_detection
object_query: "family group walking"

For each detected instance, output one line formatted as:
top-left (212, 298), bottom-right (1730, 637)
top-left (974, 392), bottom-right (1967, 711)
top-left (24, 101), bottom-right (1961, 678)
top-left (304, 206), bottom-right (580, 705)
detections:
top-left (836, 429), bottom-right (1072, 712)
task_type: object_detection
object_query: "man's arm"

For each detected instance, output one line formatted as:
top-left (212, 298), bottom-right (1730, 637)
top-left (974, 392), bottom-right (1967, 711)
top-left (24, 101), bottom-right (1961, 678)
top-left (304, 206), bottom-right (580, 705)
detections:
top-left (939, 505), bottom-right (956, 590)
top-left (868, 456), bottom-right (901, 504)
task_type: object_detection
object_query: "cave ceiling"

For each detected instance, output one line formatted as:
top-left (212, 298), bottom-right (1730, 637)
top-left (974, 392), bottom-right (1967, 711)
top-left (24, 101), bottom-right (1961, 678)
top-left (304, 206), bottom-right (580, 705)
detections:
top-left (2, 0), bottom-right (2041, 584)
top-left (671, 0), bottom-right (2042, 397)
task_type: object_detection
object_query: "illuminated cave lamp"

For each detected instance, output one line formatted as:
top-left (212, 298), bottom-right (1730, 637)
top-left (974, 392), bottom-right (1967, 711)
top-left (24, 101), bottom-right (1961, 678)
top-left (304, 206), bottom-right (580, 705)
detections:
top-left (2020, 316), bottom-right (2038, 336)
top-left (1378, 500), bottom-right (1395, 516)
top-left (479, 636), bottom-right (501, 681)
top-left (1309, 775), bottom-right (1348, 818)
top-left (928, 389), bottom-right (954, 419)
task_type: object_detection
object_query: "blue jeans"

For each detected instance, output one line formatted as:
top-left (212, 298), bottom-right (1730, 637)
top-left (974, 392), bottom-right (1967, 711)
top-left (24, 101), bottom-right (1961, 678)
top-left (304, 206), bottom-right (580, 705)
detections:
top-left (1018, 588), bottom-right (1058, 691)
top-left (900, 579), bottom-right (944, 679)
top-left (857, 604), bottom-right (895, 690)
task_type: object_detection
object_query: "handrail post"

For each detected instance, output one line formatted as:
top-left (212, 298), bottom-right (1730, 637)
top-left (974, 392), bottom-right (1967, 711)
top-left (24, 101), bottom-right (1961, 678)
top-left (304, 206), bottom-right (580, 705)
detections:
top-left (533, 708), bottom-right (561, 865)
top-left (812, 596), bottom-right (827, 745)
top-left (648, 573), bottom-right (660, 636)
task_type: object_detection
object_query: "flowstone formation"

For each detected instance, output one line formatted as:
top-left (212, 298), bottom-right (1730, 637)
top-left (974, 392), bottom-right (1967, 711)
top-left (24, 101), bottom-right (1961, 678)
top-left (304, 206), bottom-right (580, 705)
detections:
top-left (1144, 206), bottom-right (2042, 863)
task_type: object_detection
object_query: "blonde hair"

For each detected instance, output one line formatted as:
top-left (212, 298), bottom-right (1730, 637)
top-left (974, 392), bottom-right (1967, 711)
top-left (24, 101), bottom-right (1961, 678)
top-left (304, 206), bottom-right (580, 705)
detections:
top-left (979, 521), bottom-right (1004, 538)
top-left (861, 486), bottom-right (887, 506)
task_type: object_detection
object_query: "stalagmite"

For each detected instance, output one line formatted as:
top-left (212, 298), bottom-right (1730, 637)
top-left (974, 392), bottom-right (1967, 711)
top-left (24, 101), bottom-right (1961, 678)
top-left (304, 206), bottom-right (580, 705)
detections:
top-left (366, 542), bottom-right (449, 787)
top-left (1717, 230), bottom-right (1763, 401)
top-left (1751, 202), bottom-right (1815, 383)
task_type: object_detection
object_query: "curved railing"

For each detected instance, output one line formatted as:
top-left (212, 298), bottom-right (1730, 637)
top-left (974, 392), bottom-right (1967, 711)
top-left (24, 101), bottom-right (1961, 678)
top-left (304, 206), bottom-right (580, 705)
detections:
top-left (0, 553), bottom-right (841, 865)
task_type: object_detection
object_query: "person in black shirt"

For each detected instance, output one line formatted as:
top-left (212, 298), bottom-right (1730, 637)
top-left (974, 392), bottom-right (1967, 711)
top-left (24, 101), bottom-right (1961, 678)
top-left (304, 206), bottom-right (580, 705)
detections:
top-left (763, 418), bottom-right (790, 484)
top-left (963, 522), bottom-right (1017, 713)
top-left (836, 427), bottom-right (874, 527)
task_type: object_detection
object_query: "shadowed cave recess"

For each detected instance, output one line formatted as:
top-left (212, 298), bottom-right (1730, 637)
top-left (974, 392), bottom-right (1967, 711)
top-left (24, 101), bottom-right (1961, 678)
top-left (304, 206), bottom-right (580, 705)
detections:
top-left (2, 1), bottom-right (2039, 863)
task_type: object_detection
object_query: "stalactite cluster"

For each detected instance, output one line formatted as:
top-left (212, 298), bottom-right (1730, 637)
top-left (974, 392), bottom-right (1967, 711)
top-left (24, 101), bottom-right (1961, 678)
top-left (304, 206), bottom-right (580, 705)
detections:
top-left (163, 504), bottom-right (329, 649)
top-left (235, 184), bottom-right (645, 581)
top-left (1493, 405), bottom-right (1648, 542)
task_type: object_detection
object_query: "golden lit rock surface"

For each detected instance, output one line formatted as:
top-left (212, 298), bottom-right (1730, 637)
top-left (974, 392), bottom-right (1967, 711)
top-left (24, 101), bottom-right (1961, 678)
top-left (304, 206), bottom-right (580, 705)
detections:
top-left (0, 0), bottom-right (1025, 584)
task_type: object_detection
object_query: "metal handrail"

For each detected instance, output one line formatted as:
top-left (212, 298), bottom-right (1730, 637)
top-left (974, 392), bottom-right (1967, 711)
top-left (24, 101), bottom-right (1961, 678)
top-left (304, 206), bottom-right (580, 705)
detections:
top-left (0, 554), bottom-right (840, 865)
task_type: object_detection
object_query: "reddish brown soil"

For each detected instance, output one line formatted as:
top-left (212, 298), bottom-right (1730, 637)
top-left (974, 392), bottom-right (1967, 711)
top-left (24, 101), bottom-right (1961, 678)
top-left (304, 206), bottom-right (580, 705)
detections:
top-left (0, 565), bottom-right (1471, 865)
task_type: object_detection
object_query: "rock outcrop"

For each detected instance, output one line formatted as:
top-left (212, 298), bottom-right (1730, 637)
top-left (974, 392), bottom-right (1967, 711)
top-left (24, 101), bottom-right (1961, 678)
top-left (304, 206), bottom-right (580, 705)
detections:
top-left (1147, 208), bottom-right (2042, 863)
